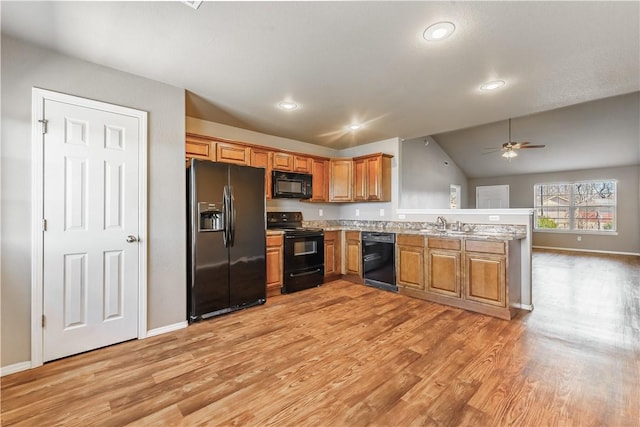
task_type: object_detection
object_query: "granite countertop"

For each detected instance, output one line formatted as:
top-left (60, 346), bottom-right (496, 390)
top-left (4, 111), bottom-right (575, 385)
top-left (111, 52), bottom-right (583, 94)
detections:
top-left (323, 226), bottom-right (525, 241)
top-left (266, 229), bottom-right (285, 236)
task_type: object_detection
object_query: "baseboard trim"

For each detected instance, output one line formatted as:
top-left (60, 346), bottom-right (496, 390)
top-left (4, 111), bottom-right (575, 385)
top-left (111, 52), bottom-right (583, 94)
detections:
top-left (533, 246), bottom-right (640, 257)
top-left (516, 303), bottom-right (534, 311)
top-left (1, 361), bottom-right (32, 377)
top-left (146, 321), bottom-right (188, 338)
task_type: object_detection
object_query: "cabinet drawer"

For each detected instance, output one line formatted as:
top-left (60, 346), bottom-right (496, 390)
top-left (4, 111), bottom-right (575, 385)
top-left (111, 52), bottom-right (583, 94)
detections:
top-left (428, 238), bottom-right (461, 251)
top-left (345, 231), bottom-right (360, 241)
top-left (266, 234), bottom-right (283, 247)
top-left (465, 240), bottom-right (505, 255)
top-left (397, 234), bottom-right (425, 247)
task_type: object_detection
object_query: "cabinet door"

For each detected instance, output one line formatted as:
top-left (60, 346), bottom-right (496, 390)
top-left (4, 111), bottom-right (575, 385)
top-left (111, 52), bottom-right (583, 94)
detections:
top-left (345, 231), bottom-right (361, 276)
top-left (266, 234), bottom-right (283, 297)
top-left (330, 159), bottom-right (353, 202)
top-left (324, 231), bottom-right (341, 279)
top-left (365, 155), bottom-right (381, 200)
top-left (397, 244), bottom-right (425, 290)
top-left (464, 253), bottom-right (506, 307)
top-left (310, 158), bottom-right (329, 202)
top-left (353, 158), bottom-right (367, 201)
top-left (186, 134), bottom-right (215, 161)
top-left (272, 152), bottom-right (293, 171)
top-left (216, 142), bottom-right (249, 165)
top-left (427, 249), bottom-right (461, 298)
top-left (250, 148), bottom-right (272, 200)
top-left (293, 155), bottom-right (311, 173)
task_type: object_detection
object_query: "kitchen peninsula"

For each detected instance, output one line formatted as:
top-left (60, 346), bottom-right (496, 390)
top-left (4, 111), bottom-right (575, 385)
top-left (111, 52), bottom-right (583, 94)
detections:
top-left (306, 218), bottom-right (527, 320)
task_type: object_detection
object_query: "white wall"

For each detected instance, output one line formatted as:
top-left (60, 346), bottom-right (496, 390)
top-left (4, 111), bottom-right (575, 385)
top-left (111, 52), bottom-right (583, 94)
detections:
top-left (1, 36), bottom-right (186, 368)
top-left (399, 136), bottom-right (469, 209)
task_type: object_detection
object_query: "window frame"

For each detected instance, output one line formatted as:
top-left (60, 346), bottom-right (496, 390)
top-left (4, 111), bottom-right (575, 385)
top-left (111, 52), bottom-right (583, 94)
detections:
top-left (533, 179), bottom-right (617, 234)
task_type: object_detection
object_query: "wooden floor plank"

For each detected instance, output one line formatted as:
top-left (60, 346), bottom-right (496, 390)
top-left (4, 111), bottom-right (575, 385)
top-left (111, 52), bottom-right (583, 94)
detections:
top-left (1, 249), bottom-right (638, 426)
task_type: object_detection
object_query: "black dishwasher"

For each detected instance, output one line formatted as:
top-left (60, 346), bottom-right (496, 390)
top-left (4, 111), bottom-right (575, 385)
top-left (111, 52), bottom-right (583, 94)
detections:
top-left (361, 232), bottom-right (397, 292)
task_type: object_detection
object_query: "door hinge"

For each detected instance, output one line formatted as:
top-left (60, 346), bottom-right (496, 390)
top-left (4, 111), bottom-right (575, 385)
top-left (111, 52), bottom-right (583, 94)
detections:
top-left (42, 314), bottom-right (46, 328)
top-left (42, 219), bottom-right (47, 231)
top-left (38, 119), bottom-right (48, 134)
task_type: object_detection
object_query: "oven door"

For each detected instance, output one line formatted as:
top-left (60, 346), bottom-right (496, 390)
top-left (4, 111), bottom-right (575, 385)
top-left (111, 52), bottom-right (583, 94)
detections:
top-left (283, 232), bottom-right (324, 293)
top-left (283, 233), bottom-right (324, 273)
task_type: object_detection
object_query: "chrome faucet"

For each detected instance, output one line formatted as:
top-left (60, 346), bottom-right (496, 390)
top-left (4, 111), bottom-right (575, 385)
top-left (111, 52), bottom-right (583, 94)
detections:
top-left (436, 216), bottom-right (447, 231)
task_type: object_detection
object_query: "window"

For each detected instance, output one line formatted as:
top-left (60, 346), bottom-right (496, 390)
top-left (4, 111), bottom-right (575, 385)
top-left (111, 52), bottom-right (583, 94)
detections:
top-left (534, 180), bottom-right (616, 232)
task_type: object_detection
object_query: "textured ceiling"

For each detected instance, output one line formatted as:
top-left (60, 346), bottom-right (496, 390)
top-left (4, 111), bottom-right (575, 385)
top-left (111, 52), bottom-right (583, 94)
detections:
top-left (2, 1), bottom-right (639, 176)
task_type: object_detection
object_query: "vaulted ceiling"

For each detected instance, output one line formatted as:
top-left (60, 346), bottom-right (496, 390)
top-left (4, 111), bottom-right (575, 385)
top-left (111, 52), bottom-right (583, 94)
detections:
top-left (2, 1), bottom-right (639, 177)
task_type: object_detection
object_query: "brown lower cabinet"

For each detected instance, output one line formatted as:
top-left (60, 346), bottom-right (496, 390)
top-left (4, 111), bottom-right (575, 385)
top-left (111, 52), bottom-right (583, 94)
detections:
top-left (396, 234), bottom-right (425, 291)
top-left (323, 230), bottom-right (342, 282)
top-left (343, 231), bottom-right (362, 283)
top-left (397, 234), bottom-right (521, 320)
top-left (266, 234), bottom-right (283, 297)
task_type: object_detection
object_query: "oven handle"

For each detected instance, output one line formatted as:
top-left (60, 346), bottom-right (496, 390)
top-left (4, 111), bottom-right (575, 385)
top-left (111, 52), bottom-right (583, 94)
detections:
top-left (288, 268), bottom-right (322, 278)
top-left (284, 233), bottom-right (324, 239)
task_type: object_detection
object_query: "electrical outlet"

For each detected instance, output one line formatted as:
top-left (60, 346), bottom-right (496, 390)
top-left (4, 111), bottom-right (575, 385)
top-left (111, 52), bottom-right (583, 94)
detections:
top-left (355, 209), bottom-right (360, 217)
top-left (318, 209), bottom-right (323, 217)
top-left (489, 215), bottom-right (500, 221)
top-left (398, 214), bottom-right (406, 219)
top-left (379, 208), bottom-right (385, 216)
top-left (577, 236), bottom-right (582, 241)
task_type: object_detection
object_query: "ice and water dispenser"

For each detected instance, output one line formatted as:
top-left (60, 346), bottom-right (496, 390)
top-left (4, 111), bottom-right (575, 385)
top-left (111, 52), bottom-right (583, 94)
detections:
top-left (198, 202), bottom-right (224, 232)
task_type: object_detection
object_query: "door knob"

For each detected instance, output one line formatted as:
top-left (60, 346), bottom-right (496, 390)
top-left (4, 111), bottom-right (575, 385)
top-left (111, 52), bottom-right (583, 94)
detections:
top-left (126, 235), bottom-right (138, 243)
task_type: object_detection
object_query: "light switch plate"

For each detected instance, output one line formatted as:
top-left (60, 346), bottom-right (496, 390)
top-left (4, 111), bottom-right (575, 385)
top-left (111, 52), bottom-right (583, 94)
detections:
top-left (355, 209), bottom-right (360, 217)
top-left (319, 209), bottom-right (323, 217)
top-left (379, 208), bottom-right (385, 216)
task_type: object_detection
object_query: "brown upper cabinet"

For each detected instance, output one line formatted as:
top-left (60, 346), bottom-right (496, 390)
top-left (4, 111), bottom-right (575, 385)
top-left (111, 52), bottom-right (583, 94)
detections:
top-left (353, 153), bottom-right (392, 202)
top-left (293, 155), bottom-right (312, 173)
top-left (250, 148), bottom-right (272, 200)
top-left (310, 158), bottom-right (329, 202)
top-left (185, 133), bottom-right (392, 204)
top-left (272, 152), bottom-right (292, 171)
top-left (216, 141), bottom-right (250, 165)
top-left (186, 134), bottom-right (216, 161)
top-left (329, 159), bottom-right (353, 202)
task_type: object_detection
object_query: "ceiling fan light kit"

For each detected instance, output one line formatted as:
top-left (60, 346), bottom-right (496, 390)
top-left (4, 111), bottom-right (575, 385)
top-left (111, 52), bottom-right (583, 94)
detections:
top-left (502, 149), bottom-right (518, 159)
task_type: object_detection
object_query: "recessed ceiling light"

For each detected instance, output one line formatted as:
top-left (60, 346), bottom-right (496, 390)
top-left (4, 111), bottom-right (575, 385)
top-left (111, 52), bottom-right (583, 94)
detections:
top-left (348, 124), bottom-right (362, 131)
top-left (278, 101), bottom-right (298, 111)
top-left (423, 22), bottom-right (455, 41)
top-left (480, 80), bottom-right (506, 91)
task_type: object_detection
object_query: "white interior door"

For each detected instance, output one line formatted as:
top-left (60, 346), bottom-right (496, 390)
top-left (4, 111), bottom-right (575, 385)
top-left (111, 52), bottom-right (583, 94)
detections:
top-left (42, 98), bottom-right (141, 362)
top-left (476, 185), bottom-right (510, 209)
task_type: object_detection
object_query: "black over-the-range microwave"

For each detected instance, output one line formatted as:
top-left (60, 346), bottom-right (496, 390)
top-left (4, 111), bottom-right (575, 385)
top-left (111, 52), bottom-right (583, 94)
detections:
top-left (272, 170), bottom-right (312, 199)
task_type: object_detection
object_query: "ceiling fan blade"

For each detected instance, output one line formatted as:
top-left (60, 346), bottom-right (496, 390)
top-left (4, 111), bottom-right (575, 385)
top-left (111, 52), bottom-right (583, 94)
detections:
top-left (518, 144), bottom-right (546, 149)
top-left (482, 148), bottom-right (501, 154)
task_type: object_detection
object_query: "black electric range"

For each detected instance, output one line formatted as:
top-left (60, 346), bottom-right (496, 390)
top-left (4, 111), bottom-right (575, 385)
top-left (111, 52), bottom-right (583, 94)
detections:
top-left (267, 212), bottom-right (324, 293)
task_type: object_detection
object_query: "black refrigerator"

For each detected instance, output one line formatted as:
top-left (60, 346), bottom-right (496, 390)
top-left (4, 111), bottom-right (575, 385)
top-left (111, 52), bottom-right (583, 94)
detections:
top-left (187, 159), bottom-right (266, 322)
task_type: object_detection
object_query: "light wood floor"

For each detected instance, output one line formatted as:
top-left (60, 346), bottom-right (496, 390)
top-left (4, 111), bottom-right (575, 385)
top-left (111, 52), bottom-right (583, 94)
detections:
top-left (2, 249), bottom-right (639, 426)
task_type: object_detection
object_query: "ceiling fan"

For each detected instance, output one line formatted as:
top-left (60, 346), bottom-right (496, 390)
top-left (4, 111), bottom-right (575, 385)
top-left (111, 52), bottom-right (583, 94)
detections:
top-left (484, 118), bottom-right (546, 159)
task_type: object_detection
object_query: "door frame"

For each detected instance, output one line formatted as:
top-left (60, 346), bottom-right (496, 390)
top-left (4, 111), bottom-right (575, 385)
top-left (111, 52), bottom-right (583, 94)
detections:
top-left (30, 88), bottom-right (148, 367)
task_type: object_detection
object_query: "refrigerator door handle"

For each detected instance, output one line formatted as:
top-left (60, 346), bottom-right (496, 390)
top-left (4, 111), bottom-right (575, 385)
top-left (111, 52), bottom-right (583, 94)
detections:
top-left (223, 185), bottom-right (230, 248)
top-left (229, 186), bottom-right (236, 247)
